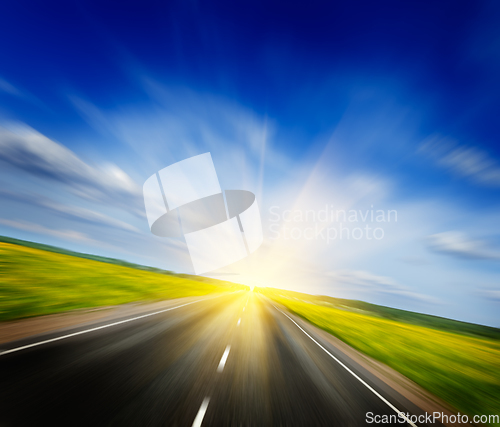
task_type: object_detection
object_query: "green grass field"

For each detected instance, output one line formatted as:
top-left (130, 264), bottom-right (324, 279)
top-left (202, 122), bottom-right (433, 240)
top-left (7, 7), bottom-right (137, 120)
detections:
top-left (266, 288), bottom-right (500, 340)
top-left (0, 240), bottom-right (246, 322)
top-left (258, 288), bottom-right (500, 425)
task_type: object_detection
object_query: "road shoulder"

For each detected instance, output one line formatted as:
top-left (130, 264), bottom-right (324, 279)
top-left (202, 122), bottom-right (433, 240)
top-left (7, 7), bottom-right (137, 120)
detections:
top-left (0, 296), bottom-right (210, 346)
top-left (270, 300), bottom-right (461, 427)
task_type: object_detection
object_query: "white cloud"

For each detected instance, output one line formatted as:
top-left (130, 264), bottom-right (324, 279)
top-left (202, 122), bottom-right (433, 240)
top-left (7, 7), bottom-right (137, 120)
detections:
top-left (480, 289), bottom-right (500, 302)
top-left (69, 96), bottom-right (114, 136)
top-left (0, 77), bottom-right (48, 109)
top-left (426, 231), bottom-right (500, 261)
top-left (0, 219), bottom-right (102, 246)
top-left (68, 84), bottom-right (292, 194)
top-left (0, 189), bottom-right (139, 233)
top-left (327, 269), bottom-right (439, 304)
top-left (0, 77), bottom-right (21, 97)
top-left (418, 134), bottom-right (500, 187)
top-left (0, 123), bottom-right (143, 215)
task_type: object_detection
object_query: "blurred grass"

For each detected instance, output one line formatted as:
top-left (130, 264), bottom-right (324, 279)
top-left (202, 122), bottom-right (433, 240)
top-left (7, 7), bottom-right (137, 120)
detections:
top-left (259, 288), bottom-right (500, 425)
top-left (0, 241), bottom-right (245, 322)
top-left (274, 288), bottom-right (500, 340)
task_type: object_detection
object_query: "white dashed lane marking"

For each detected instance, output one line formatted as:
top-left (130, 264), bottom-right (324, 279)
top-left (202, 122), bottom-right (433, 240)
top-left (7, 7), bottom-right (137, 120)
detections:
top-left (192, 397), bottom-right (210, 427)
top-left (217, 345), bottom-right (231, 372)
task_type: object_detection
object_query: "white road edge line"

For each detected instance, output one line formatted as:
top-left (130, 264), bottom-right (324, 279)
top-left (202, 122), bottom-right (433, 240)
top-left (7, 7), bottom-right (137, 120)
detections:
top-left (192, 397), bottom-right (210, 427)
top-left (273, 305), bottom-right (418, 427)
top-left (237, 318), bottom-right (241, 326)
top-left (0, 297), bottom-right (214, 357)
top-left (217, 345), bottom-right (231, 372)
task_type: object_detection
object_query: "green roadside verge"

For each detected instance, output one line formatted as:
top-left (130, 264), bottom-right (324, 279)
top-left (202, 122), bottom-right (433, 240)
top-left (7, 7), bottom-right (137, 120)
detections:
top-left (0, 238), bottom-right (246, 322)
top-left (258, 288), bottom-right (500, 426)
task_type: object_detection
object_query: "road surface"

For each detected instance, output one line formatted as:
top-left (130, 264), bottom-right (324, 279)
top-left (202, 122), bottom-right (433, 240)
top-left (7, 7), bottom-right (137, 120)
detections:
top-left (0, 292), bottom-right (434, 426)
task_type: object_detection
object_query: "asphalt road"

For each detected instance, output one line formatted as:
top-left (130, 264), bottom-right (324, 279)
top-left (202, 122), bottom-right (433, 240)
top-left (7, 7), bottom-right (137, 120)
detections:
top-left (0, 292), bottom-right (434, 426)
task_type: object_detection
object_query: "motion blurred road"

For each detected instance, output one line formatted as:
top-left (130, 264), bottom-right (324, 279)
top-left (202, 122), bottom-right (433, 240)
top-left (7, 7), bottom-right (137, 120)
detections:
top-left (0, 292), bottom-right (432, 426)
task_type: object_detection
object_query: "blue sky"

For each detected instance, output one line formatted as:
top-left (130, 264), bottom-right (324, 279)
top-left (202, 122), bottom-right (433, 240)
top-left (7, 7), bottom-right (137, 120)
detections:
top-left (1, 0), bottom-right (500, 326)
